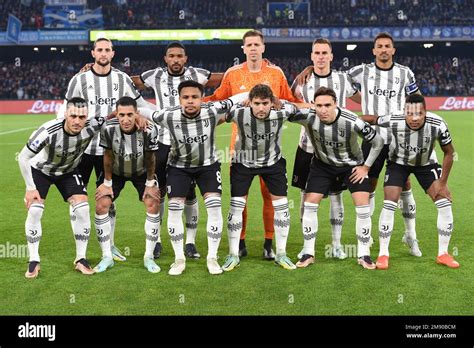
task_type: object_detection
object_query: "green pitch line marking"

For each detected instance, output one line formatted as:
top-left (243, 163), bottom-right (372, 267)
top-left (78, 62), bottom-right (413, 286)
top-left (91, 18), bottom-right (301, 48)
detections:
top-left (0, 127), bottom-right (37, 136)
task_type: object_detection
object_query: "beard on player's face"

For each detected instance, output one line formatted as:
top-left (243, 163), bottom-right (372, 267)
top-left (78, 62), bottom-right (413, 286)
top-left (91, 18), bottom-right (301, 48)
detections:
top-left (95, 58), bottom-right (111, 67)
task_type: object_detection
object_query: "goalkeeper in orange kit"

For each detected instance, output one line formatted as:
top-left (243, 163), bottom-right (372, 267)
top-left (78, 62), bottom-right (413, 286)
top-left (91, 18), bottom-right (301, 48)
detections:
top-left (204, 30), bottom-right (302, 259)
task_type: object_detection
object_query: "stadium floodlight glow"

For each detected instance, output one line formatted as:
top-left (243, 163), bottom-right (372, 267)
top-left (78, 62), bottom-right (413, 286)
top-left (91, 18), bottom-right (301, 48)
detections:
top-left (33, 47), bottom-right (39, 51)
top-left (445, 42), bottom-right (451, 47)
top-left (90, 29), bottom-right (253, 42)
top-left (50, 47), bottom-right (57, 51)
top-left (346, 44), bottom-right (357, 51)
top-left (61, 48), bottom-right (65, 53)
top-left (423, 43), bottom-right (434, 48)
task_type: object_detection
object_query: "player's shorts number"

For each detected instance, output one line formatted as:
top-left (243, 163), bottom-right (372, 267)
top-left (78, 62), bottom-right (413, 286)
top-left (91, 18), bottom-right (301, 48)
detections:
top-left (216, 171), bottom-right (221, 184)
top-left (430, 167), bottom-right (442, 180)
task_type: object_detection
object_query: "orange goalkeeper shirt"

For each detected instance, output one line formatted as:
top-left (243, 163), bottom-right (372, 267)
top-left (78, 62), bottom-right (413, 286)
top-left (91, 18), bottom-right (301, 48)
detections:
top-left (203, 60), bottom-right (301, 150)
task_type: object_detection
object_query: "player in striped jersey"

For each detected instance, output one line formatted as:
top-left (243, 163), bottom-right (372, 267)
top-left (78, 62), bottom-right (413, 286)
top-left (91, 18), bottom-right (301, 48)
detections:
top-left (222, 84), bottom-right (301, 271)
top-left (204, 30), bottom-right (302, 261)
top-left (93, 97), bottom-right (162, 273)
top-left (291, 38), bottom-right (361, 261)
top-left (362, 95), bottom-right (459, 269)
top-left (18, 98), bottom-right (106, 278)
top-left (132, 42), bottom-right (224, 260)
top-left (289, 87), bottom-right (383, 269)
top-left (61, 38), bottom-right (156, 263)
top-left (347, 32), bottom-right (422, 257)
top-left (139, 80), bottom-right (246, 275)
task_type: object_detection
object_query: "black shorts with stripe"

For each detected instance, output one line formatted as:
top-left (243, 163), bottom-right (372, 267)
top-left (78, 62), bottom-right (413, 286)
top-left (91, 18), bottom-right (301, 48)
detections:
top-left (384, 161), bottom-right (442, 192)
top-left (155, 141), bottom-right (196, 200)
top-left (166, 162), bottom-right (222, 198)
top-left (231, 157), bottom-right (288, 197)
top-left (97, 172), bottom-right (149, 201)
top-left (32, 167), bottom-right (87, 201)
top-left (305, 158), bottom-right (370, 195)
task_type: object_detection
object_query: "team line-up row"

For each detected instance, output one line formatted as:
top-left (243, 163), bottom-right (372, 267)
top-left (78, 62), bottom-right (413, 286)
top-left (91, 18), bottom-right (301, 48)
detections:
top-left (18, 30), bottom-right (459, 278)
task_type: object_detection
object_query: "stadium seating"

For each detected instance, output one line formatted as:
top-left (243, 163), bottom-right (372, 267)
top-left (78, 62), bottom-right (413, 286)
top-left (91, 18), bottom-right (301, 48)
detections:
top-left (2, 0), bottom-right (472, 30)
top-left (1, 55), bottom-right (472, 100)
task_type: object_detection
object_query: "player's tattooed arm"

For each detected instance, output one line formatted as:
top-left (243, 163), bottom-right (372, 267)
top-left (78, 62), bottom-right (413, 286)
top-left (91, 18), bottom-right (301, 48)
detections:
top-left (205, 73), bottom-right (224, 88)
top-left (79, 63), bottom-right (93, 73)
top-left (294, 65), bottom-right (314, 85)
top-left (96, 149), bottom-right (114, 200)
top-left (131, 75), bottom-right (146, 91)
top-left (143, 151), bottom-right (160, 201)
top-left (349, 91), bottom-right (362, 104)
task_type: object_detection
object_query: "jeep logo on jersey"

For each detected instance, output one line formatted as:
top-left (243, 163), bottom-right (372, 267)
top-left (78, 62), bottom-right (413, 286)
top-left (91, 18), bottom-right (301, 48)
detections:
top-left (92, 95), bottom-right (117, 106)
top-left (163, 87), bottom-right (178, 98)
top-left (179, 134), bottom-right (209, 144)
top-left (399, 143), bottom-right (427, 153)
top-left (369, 86), bottom-right (397, 98)
top-left (247, 132), bottom-right (275, 141)
top-left (322, 140), bottom-right (343, 148)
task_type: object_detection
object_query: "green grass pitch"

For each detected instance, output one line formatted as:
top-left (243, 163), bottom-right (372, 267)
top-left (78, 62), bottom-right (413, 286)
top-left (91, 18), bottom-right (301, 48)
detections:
top-left (0, 111), bottom-right (472, 315)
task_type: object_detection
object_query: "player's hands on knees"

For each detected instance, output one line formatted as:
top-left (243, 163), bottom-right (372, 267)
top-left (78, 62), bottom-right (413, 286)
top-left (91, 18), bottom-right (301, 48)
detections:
top-left (143, 186), bottom-right (160, 201)
top-left (350, 165), bottom-right (369, 184)
top-left (80, 63), bottom-right (93, 73)
top-left (24, 190), bottom-right (42, 209)
top-left (433, 181), bottom-right (452, 202)
top-left (135, 116), bottom-right (149, 131)
top-left (96, 184), bottom-right (113, 201)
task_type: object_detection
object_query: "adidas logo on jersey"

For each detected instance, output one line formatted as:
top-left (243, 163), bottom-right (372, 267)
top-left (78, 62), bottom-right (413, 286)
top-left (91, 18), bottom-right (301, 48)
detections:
top-left (239, 85), bottom-right (246, 90)
top-left (88, 85), bottom-right (94, 89)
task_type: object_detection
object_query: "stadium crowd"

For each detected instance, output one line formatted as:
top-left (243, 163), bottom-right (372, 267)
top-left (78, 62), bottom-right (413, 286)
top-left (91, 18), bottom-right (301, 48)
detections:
top-left (1, 55), bottom-right (472, 100)
top-left (2, 0), bottom-right (472, 30)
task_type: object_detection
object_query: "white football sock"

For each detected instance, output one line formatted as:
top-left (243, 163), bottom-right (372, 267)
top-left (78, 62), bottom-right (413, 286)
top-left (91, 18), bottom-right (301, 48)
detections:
top-left (355, 205), bottom-right (372, 258)
top-left (204, 196), bottom-right (222, 259)
top-left (435, 199), bottom-right (454, 256)
top-left (369, 191), bottom-right (376, 217)
top-left (94, 213), bottom-right (112, 258)
top-left (167, 201), bottom-right (185, 260)
top-left (25, 203), bottom-right (44, 262)
top-left (378, 200), bottom-right (397, 256)
top-left (400, 190), bottom-right (417, 240)
top-left (301, 202), bottom-right (318, 256)
top-left (272, 198), bottom-right (290, 255)
top-left (227, 197), bottom-right (246, 256)
top-left (70, 202), bottom-right (91, 262)
top-left (185, 197), bottom-right (199, 244)
top-left (329, 192), bottom-right (344, 248)
top-left (145, 213), bottom-right (161, 259)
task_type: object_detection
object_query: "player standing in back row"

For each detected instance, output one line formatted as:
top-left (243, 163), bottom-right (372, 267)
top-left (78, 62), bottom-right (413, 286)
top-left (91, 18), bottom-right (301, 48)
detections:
top-left (204, 30), bottom-right (302, 260)
top-left (60, 37), bottom-right (156, 263)
top-left (347, 32), bottom-right (422, 257)
top-left (291, 38), bottom-right (361, 261)
top-left (131, 42), bottom-right (224, 260)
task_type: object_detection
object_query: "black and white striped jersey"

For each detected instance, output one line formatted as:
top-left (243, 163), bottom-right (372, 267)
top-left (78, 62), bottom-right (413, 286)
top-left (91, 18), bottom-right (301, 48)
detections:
top-left (289, 107), bottom-right (379, 167)
top-left (348, 62), bottom-right (419, 144)
top-left (149, 100), bottom-right (232, 168)
top-left (291, 70), bottom-right (357, 153)
top-left (26, 117), bottom-right (105, 177)
top-left (377, 112), bottom-right (452, 167)
top-left (140, 66), bottom-right (211, 146)
top-left (226, 103), bottom-right (299, 168)
top-left (100, 120), bottom-right (160, 178)
top-left (63, 66), bottom-right (142, 156)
